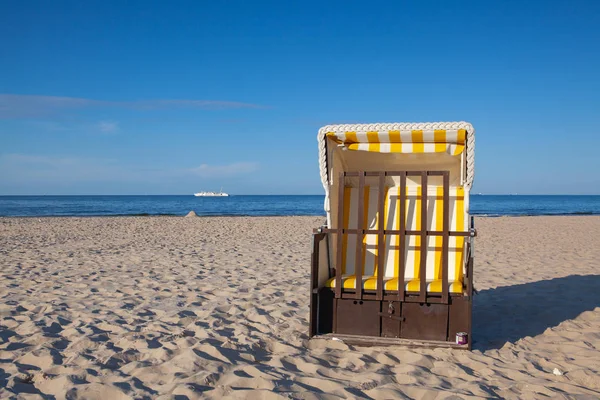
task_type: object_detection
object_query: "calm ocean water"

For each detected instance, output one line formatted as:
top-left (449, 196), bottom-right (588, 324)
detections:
top-left (1, 195), bottom-right (599, 217)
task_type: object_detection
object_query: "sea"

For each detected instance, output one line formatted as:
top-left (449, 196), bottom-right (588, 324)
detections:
top-left (0, 195), bottom-right (599, 217)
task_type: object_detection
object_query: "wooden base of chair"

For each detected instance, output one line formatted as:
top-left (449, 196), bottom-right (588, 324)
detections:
top-left (308, 170), bottom-right (476, 350)
top-left (311, 333), bottom-right (470, 349)
top-left (310, 287), bottom-right (472, 350)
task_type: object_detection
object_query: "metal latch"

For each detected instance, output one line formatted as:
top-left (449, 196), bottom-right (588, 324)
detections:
top-left (378, 302), bottom-right (405, 322)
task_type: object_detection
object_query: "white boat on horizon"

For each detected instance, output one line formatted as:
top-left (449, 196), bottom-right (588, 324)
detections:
top-left (194, 187), bottom-right (229, 197)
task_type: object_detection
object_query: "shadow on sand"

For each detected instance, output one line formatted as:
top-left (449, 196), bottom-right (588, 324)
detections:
top-left (473, 274), bottom-right (600, 351)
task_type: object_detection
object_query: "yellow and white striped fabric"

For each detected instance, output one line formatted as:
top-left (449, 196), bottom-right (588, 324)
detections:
top-left (326, 129), bottom-right (466, 156)
top-left (325, 185), bottom-right (467, 293)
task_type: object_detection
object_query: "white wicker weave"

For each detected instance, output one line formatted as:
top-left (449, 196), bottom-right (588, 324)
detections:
top-left (317, 122), bottom-right (475, 198)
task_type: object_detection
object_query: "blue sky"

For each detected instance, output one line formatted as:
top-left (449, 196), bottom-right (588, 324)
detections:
top-left (1, 0), bottom-right (599, 195)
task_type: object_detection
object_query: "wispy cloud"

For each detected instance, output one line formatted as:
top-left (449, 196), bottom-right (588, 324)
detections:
top-left (189, 162), bottom-right (259, 177)
top-left (133, 99), bottom-right (265, 111)
top-left (97, 120), bottom-right (119, 133)
top-left (1, 153), bottom-right (82, 166)
top-left (0, 153), bottom-right (125, 185)
top-left (0, 94), bottom-right (267, 119)
top-left (22, 120), bottom-right (73, 132)
top-left (0, 154), bottom-right (260, 184)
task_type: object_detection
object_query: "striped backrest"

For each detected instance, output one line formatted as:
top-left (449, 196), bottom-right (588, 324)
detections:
top-left (340, 185), bottom-right (467, 282)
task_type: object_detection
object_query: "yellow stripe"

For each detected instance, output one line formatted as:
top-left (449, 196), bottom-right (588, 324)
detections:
top-left (366, 131), bottom-right (380, 152)
top-left (457, 129), bottom-right (466, 145)
top-left (434, 129), bottom-right (447, 153)
top-left (344, 131), bottom-right (358, 144)
top-left (433, 129), bottom-right (446, 143)
top-left (362, 186), bottom-right (370, 276)
top-left (406, 280), bottom-right (420, 292)
top-left (389, 143), bottom-right (402, 152)
top-left (393, 186), bottom-right (401, 281)
top-left (434, 187), bottom-right (443, 280)
top-left (414, 186), bottom-right (422, 279)
top-left (388, 130), bottom-right (401, 143)
top-left (341, 187), bottom-right (351, 274)
top-left (412, 130), bottom-right (424, 153)
top-left (452, 145), bottom-right (465, 155)
top-left (383, 186), bottom-right (389, 276)
top-left (455, 187), bottom-right (465, 282)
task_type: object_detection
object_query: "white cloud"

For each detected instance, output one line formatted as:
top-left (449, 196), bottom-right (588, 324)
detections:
top-left (97, 121), bottom-right (119, 133)
top-left (0, 94), bottom-right (266, 119)
top-left (189, 162), bottom-right (259, 177)
top-left (133, 99), bottom-right (265, 111)
top-left (2, 153), bottom-right (81, 166)
top-left (0, 154), bottom-right (262, 195)
top-left (0, 153), bottom-right (135, 184)
top-left (24, 120), bottom-right (73, 132)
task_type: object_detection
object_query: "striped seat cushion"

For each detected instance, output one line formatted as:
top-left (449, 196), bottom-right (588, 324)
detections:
top-left (325, 185), bottom-right (467, 293)
top-left (325, 275), bottom-right (463, 293)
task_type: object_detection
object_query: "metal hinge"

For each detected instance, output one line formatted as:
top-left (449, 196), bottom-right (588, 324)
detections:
top-left (316, 225), bottom-right (327, 234)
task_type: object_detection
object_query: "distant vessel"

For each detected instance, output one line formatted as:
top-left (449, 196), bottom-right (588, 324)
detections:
top-left (194, 187), bottom-right (229, 197)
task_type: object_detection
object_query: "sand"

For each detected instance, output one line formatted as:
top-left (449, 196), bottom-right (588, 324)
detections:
top-left (1, 215), bottom-right (599, 399)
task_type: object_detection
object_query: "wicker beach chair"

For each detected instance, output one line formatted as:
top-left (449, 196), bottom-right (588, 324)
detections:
top-left (309, 122), bottom-right (476, 348)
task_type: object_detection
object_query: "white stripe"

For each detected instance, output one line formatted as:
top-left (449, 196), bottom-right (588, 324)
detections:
top-left (422, 129), bottom-right (435, 142)
top-left (448, 191), bottom-right (458, 282)
top-left (446, 129), bottom-right (458, 143)
top-left (424, 190), bottom-right (436, 279)
top-left (377, 131), bottom-right (390, 143)
top-left (399, 131), bottom-right (413, 142)
top-left (353, 131), bottom-right (368, 142)
top-left (423, 143), bottom-right (435, 152)
top-left (363, 187), bottom-right (378, 276)
top-left (335, 132), bottom-right (347, 142)
top-left (345, 189), bottom-right (358, 275)
top-left (383, 188), bottom-right (398, 277)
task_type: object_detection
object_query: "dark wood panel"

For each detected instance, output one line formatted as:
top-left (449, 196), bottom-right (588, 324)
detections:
top-left (448, 296), bottom-right (471, 345)
top-left (401, 303), bottom-right (448, 341)
top-left (336, 299), bottom-right (380, 336)
top-left (317, 288), bottom-right (335, 335)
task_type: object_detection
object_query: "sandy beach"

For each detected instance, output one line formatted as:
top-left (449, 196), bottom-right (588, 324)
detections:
top-left (1, 215), bottom-right (599, 399)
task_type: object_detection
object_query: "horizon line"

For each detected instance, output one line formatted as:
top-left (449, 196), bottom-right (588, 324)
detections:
top-left (1, 193), bottom-right (600, 197)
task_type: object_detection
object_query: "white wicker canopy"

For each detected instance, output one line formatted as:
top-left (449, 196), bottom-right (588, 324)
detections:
top-left (317, 121), bottom-right (475, 193)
